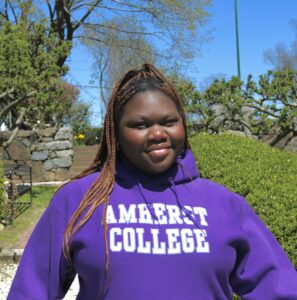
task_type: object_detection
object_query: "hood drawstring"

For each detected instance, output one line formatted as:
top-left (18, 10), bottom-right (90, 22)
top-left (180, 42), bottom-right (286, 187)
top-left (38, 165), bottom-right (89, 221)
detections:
top-left (137, 182), bottom-right (159, 222)
top-left (168, 177), bottom-right (206, 235)
top-left (137, 178), bottom-right (206, 235)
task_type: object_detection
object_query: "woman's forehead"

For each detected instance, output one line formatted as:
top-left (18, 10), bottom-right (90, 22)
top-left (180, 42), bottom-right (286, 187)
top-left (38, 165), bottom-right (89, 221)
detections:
top-left (122, 90), bottom-right (178, 113)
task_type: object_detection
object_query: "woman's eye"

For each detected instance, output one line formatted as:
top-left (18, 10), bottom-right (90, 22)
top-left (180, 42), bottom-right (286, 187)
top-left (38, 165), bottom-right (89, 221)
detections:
top-left (133, 123), bottom-right (147, 129)
top-left (164, 119), bottom-right (177, 126)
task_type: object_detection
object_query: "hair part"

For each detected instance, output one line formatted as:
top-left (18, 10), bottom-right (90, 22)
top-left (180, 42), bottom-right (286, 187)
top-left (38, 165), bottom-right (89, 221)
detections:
top-left (62, 63), bottom-right (190, 280)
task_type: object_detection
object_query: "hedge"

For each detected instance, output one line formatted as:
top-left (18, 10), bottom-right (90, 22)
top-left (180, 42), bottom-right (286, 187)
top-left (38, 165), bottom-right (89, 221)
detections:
top-left (190, 133), bottom-right (297, 268)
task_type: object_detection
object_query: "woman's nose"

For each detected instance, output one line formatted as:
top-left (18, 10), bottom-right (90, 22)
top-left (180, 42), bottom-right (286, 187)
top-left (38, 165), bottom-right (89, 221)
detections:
top-left (148, 125), bottom-right (167, 141)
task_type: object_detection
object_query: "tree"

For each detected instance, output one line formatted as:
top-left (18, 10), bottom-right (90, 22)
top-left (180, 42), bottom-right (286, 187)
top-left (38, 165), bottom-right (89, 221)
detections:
top-left (1, 1), bottom-right (212, 68)
top-left (84, 16), bottom-right (156, 106)
top-left (0, 0), bottom-right (213, 139)
top-left (187, 69), bottom-right (297, 139)
top-left (249, 69), bottom-right (297, 137)
top-left (169, 74), bottom-right (209, 130)
top-left (0, 21), bottom-right (72, 146)
top-left (68, 101), bottom-right (91, 137)
top-left (264, 19), bottom-right (297, 70)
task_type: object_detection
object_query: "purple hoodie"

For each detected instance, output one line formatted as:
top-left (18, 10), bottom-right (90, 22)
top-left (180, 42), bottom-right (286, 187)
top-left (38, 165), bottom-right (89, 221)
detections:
top-left (8, 150), bottom-right (297, 299)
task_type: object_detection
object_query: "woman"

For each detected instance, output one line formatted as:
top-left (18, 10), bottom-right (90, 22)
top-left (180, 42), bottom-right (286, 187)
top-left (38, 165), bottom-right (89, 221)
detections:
top-left (8, 64), bottom-right (297, 299)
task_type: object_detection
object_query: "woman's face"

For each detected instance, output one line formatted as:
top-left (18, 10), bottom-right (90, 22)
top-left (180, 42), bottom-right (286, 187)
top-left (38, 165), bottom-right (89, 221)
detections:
top-left (118, 90), bottom-right (185, 175)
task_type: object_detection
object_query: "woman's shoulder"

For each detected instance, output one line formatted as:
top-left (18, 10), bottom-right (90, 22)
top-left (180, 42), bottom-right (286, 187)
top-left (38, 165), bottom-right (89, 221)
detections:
top-left (50, 172), bottom-right (99, 216)
top-left (194, 177), bottom-right (236, 195)
top-left (193, 177), bottom-right (246, 210)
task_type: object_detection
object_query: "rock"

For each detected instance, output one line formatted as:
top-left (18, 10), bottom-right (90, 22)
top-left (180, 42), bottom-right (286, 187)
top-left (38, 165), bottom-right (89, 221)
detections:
top-left (55, 127), bottom-right (72, 141)
top-left (44, 157), bottom-right (72, 170)
top-left (33, 142), bottom-right (46, 151)
top-left (45, 171), bottom-right (56, 181)
top-left (56, 150), bottom-right (74, 157)
top-left (13, 165), bottom-right (31, 178)
top-left (31, 151), bottom-right (48, 161)
top-left (35, 127), bottom-right (57, 137)
top-left (54, 168), bottom-right (70, 181)
top-left (3, 160), bottom-right (16, 168)
top-left (211, 104), bottom-right (229, 130)
top-left (31, 161), bottom-right (47, 182)
top-left (273, 132), bottom-right (294, 149)
top-left (17, 130), bottom-right (31, 138)
top-left (261, 133), bottom-right (278, 145)
top-left (42, 137), bottom-right (53, 142)
top-left (30, 144), bottom-right (38, 151)
top-left (49, 151), bottom-right (57, 158)
top-left (52, 157), bottom-right (72, 168)
top-left (13, 249), bottom-right (24, 263)
top-left (21, 138), bottom-right (31, 147)
top-left (0, 131), bottom-right (10, 142)
top-left (44, 141), bottom-right (72, 150)
top-left (44, 159), bottom-right (55, 171)
top-left (6, 140), bottom-right (30, 161)
top-left (2, 149), bottom-right (9, 160)
top-left (284, 136), bottom-right (297, 152)
top-left (35, 141), bottom-right (72, 151)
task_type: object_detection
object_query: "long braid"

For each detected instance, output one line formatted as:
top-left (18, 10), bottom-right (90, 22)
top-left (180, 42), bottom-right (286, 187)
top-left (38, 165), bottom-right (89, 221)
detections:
top-left (62, 63), bottom-right (190, 281)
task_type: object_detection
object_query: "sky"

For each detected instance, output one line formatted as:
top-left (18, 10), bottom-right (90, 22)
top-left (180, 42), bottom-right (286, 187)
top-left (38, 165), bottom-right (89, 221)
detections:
top-left (65, 0), bottom-right (297, 126)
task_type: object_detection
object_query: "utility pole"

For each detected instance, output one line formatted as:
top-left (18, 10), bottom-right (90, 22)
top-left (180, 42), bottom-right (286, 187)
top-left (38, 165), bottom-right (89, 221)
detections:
top-left (234, 0), bottom-right (241, 79)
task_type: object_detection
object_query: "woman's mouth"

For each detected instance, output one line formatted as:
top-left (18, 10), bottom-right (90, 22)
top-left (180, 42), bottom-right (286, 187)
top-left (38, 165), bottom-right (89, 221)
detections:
top-left (146, 147), bottom-right (170, 161)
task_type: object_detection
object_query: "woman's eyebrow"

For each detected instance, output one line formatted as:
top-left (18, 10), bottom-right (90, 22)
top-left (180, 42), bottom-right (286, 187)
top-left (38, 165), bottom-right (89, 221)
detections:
top-left (131, 113), bottom-right (179, 120)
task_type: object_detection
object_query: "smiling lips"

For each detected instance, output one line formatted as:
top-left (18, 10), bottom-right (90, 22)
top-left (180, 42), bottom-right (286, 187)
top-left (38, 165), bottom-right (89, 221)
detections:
top-left (146, 146), bottom-right (171, 161)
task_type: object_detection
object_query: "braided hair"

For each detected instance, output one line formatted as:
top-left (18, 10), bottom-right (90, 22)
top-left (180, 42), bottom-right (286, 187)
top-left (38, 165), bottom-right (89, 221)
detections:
top-left (63, 63), bottom-right (190, 276)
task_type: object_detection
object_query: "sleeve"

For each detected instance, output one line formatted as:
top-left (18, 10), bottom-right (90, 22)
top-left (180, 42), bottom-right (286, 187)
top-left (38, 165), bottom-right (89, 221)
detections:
top-left (7, 190), bottom-right (76, 300)
top-left (230, 195), bottom-right (297, 299)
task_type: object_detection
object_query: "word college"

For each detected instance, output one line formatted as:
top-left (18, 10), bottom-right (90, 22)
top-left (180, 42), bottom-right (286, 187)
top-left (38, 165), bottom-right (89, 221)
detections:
top-left (106, 203), bottom-right (210, 255)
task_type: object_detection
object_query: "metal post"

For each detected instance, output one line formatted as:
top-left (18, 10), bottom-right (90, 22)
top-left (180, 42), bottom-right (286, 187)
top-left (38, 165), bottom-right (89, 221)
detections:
top-left (234, 0), bottom-right (241, 79)
top-left (9, 169), bottom-right (14, 225)
top-left (29, 165), bottom-right (32, 205)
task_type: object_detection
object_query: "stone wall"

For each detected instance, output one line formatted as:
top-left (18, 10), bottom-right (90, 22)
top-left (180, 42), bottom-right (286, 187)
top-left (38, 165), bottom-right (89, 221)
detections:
top-left (0, 127), bottom-right (73, 182)
top-left (260, 132), bottom-right (297, 153)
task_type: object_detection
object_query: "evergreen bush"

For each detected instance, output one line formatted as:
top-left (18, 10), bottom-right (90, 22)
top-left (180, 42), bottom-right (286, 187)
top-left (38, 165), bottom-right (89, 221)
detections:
top-left (190, 133), bottom-right (297, 268)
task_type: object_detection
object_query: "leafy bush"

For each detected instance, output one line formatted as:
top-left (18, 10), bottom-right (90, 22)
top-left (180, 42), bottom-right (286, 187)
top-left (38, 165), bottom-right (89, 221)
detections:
top-left (190, 133), bottom-right (297, 268)
top-left (84, 126), bottom-right (102, 145)
top-left (73, 126), bottom-right (102, 146)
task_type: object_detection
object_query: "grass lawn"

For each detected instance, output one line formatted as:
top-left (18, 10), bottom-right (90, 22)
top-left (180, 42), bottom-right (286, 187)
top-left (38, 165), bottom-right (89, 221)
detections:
top-left (0, 186), bottom-right (58, 249)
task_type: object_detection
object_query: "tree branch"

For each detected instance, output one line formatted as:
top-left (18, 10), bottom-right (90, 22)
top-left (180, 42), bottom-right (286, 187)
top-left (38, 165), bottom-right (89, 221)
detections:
top-left (109, 0), bottom-right (156, 16)
top-left (72, 0), bottom-right (102, 32)
top-left (7, 0), bottom-right (18, 23)
top-left (0, 88), bottom-right (14, 99)
top-left (2, 107), bottom-right (26, 148)
top-left (245, 103), bottom-right (279, 118)
top-left (46, 0), bottom-right (54, 23)
top-left (0, 91), bottom-right (36, 121)
top-left (98, 49), bottom-right (109, 106)
top-left (82, 22), bottom-right (162, 36)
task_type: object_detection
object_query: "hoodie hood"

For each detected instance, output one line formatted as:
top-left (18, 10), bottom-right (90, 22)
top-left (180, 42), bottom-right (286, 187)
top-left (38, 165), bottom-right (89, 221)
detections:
top-left (115, 149), bottom-right (199, 189)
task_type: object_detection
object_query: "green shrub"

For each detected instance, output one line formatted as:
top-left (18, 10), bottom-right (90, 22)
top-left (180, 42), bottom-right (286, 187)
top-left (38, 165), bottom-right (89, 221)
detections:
top-left (84, 126), bottom-right (102, 145)
top-left (73, 126), bottom-right (102, 146)
top-left (190, 133), bottom-right (297, 268)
